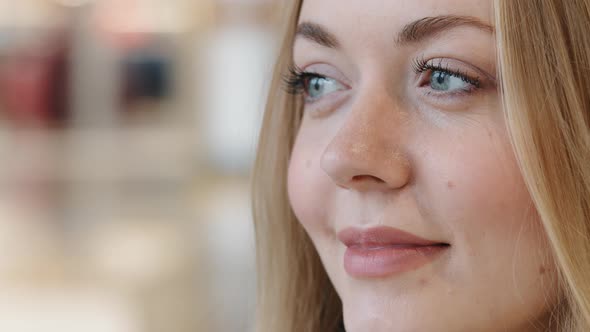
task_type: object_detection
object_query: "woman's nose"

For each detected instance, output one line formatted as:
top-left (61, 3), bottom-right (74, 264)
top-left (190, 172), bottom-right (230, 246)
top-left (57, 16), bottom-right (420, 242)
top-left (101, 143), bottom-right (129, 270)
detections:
top-left (319, 89), bottom-right (411, 192)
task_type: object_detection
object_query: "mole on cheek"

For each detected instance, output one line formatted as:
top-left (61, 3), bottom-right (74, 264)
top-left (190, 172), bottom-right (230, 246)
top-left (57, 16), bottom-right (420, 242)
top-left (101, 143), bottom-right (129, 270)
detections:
top-left (447, 181), bottom-right (455, 189)
top-left (539, 266), bottom-right (546, 275)
top-left (419, 278), bottom-right (429, 287)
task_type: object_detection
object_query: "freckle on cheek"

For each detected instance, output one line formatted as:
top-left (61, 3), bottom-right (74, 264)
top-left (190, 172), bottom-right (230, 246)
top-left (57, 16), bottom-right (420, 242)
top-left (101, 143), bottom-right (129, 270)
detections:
top-left (539, 266), bottom-right (546, 275)
top-left (447, 181), bottom-right (455, 189)
top-left (419, 278), bottom-right (428, 286)
top-left (306, 160), bottom-right (312, 168)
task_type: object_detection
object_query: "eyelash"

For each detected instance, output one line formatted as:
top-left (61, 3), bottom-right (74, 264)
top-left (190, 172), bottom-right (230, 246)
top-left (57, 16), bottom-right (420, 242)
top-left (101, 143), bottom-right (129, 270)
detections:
top-left (283, 64), bottom-right (323, 96)
top-left (411, 56), bottom-right (481, 89)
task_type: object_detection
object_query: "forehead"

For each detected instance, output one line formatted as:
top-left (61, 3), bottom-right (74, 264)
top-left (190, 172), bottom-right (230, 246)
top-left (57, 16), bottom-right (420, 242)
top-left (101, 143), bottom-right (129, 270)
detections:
top-left (298, 0), bottom-right (494, 37)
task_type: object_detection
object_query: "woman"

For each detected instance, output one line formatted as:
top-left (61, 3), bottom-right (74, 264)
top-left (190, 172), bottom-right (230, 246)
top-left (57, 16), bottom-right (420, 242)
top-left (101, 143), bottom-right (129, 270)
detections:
top-left (252, 0), bottom-right (590, 331)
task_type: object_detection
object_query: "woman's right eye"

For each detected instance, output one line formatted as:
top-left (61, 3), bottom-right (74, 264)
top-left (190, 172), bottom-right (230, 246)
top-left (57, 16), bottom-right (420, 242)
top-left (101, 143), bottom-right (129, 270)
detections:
top-left (284, 66), bottom-right (347, 104)
top-left (303, 75), bottom-right (346, 102)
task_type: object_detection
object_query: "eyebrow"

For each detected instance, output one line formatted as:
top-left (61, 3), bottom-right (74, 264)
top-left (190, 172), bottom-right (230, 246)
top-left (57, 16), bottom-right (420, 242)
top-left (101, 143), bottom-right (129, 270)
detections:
top-left (397, 15), bottom-right (494, 44)
top-left (295, 15), bottom-right (494, 48)
top-left (296, 21), bottom-right (340, 48)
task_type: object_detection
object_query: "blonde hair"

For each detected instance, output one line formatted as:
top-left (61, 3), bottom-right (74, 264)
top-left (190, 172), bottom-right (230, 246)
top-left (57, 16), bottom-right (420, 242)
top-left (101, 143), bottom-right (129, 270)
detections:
top-left (252, 1), bottom-right (590, 331)
top-left (251, 1), bottom-right (341, 331)
top-left (496, 0), bottom-right (590, 330)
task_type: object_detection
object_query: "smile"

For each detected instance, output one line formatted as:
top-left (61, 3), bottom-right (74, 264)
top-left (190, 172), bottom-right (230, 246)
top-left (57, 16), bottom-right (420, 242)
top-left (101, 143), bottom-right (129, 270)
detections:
top-left (338, 226), bottom-right (450, 278)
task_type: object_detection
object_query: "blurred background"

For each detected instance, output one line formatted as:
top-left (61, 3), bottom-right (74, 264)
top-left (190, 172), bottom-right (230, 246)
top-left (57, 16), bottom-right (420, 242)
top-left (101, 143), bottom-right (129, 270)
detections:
top-left (0, 0), bottom-right (281, 331)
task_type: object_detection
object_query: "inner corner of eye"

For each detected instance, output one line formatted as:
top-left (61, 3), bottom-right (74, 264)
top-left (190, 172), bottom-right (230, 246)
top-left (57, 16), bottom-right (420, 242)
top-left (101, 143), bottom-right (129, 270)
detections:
top-left (416, 72), bottom-right (431, 85)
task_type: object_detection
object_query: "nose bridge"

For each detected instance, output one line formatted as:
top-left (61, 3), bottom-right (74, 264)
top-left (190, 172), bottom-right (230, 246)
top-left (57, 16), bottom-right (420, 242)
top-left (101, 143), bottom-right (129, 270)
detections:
top-left (320, 83), bottom-right (411, 191)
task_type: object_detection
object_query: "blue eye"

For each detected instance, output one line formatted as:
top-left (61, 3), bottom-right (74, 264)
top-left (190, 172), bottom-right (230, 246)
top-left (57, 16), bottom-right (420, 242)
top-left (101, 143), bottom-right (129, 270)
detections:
top-left (430, 71), bottom-right (471, 92)
top-left (411, 58), bottom-right (482, 96)
top-left (284, 66), bottom-right (348, 103)
top-left (305, 76), bottom-right (346, 102)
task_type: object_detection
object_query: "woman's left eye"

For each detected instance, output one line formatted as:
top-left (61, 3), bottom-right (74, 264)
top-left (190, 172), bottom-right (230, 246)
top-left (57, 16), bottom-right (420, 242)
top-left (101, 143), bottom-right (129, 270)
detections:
top-left (304, 76), bottom-right (346, 102)
top-left (412, 58), bottom-right (482, 96)
top-left (429, 70), bottom-right (472, 92)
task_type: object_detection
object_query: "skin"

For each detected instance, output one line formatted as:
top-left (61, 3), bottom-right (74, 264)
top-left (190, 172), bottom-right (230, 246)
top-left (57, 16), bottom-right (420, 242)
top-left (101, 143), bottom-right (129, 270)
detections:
top-left (286, 0), bottom-right (560, 331)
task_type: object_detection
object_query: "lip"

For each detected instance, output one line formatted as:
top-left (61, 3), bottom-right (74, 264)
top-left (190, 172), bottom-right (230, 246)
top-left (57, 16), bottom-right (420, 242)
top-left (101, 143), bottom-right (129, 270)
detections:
top-left (338, 226), bottom-right (449, 278)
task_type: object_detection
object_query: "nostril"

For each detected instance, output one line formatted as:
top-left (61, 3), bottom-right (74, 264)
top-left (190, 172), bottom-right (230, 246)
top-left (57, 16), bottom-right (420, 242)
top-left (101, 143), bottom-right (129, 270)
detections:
top-left (351, 175), bottom-right (385, 183)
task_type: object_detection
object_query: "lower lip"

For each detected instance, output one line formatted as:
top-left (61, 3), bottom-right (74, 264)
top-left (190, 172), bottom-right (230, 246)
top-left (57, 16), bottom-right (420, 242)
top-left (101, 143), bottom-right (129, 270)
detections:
top-left (343, 244), bottom-right (449, 278)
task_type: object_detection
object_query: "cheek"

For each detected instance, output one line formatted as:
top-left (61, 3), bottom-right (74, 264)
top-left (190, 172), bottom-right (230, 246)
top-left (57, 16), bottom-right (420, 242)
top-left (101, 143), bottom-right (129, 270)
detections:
top-left (419, 124), bottom-right (532, 234)
top-left (410, 126), bottom-right (559, 322)
top-left (439, 140), bottom-right (542, 265)
top-left (287, 137), bottom-right (332, 234)
top-left (421, 125), bottom-right (556, 285)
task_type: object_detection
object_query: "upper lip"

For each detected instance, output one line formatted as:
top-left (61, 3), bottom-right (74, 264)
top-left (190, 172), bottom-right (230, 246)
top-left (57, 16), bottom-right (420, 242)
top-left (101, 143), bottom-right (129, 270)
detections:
top-left (337, 226), bottom-right (448, 248)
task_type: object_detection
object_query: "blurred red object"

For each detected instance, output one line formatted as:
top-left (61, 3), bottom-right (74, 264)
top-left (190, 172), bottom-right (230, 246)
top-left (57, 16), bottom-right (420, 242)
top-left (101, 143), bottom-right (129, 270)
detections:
top-left (0, 36), bottom-right (69, 128)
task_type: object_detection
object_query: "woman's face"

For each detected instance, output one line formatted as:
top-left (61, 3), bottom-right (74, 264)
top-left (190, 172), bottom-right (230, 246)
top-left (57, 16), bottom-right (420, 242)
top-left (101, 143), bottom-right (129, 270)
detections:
top-left (287, 0), bottom-right (560, 331)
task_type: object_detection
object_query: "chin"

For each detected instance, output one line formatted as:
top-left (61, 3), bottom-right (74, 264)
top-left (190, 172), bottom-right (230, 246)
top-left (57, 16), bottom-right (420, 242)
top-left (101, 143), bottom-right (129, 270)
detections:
top-left (341, 296), bottom-right (446, 332)
top-left (343, 315), bottom-right (435, 332)
top-left (342, 303), bottom-right (401, 332)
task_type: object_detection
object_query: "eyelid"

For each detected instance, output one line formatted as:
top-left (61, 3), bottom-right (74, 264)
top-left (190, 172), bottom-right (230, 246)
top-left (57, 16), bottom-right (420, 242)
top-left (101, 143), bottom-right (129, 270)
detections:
top-left (299, 63), bottom-right (352, 87)
top-left (296, 64), bottom-right (350, 104)
top-left (413, 57), bottom-right (496, 88)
